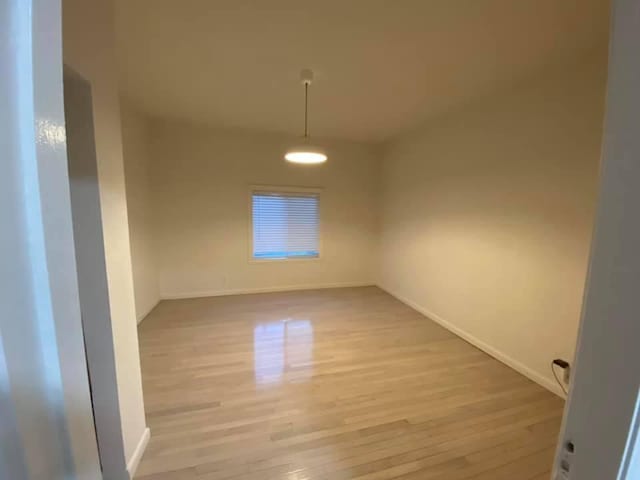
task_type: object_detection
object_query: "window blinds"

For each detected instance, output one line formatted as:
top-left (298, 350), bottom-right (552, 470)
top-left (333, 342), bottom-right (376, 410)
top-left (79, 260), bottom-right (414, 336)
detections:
top-left (252, 191), bottom-right (319, 259)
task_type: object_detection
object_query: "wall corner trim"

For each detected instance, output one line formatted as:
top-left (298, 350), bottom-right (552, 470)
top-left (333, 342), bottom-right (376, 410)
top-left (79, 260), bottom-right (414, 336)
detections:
top-left (126, 427), bottom-right (150, 479)
top-left (377, 284), bottom-right (567, 399)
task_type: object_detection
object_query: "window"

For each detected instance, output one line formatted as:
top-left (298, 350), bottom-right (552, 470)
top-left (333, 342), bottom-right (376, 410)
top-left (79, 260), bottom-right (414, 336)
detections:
top-left (251, 188), bottom-right (320, 260)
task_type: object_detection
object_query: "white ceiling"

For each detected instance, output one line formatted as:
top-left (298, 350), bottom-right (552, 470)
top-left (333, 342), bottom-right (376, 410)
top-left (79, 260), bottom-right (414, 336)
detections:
top-left (115, 0), bottom-right (609, 143)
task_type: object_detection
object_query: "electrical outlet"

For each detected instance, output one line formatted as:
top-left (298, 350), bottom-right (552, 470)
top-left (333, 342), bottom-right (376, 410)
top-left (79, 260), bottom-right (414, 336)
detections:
top-left (553, 359), bottom-right (571, 386)
top-left (554, 441), bottom-right (575, 479)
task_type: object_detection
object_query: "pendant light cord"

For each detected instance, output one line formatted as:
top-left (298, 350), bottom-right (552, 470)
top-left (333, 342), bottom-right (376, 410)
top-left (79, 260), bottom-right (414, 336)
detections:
top-left (304, 81), bottom-right (309, 138)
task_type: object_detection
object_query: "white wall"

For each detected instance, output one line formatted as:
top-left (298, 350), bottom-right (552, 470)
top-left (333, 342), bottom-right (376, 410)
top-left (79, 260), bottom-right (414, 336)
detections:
top-left (121, 102), bottom-right (160, 322)
top-left (378, 53), bottom-right (608, 395)
top-left (63, 0), bottom-right (148, 471)
top-left (148, 119), bottom-right (378, 299)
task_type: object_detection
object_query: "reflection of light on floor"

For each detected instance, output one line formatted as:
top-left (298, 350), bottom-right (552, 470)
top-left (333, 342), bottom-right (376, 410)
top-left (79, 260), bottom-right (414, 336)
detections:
top-left (286, 468), bottom-right (312, 480)
top-left (254, 319), bottom-right (313, 386)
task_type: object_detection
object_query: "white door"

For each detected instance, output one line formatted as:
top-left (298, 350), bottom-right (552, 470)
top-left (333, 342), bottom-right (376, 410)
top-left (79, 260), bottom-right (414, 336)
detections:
top-left (0, 0), bottom-right (101, 478)
top-left (552, 0), bottom-right (640, 478)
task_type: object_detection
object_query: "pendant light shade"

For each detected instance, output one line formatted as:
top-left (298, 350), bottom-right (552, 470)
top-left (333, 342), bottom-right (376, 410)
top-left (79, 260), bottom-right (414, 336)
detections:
top-left (285, 69), bottom-right (327, 164)
top-left (285, 145), bottom-right (327, 164)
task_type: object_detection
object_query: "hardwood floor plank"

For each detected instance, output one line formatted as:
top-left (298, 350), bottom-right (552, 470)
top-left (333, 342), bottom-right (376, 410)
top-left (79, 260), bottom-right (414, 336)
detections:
top-left (136, 287), bottom-right (562, 479)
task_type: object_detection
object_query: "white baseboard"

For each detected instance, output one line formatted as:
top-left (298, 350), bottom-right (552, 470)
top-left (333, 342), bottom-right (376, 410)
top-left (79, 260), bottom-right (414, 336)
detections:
top-left (378, 284), bottom-right (566, 399)
top-left (136, 300), bottom-right (160, 324)
top-left (161, 282), bottom-right (374, 300)
top-left (127, 427), bottom-right (150, 479)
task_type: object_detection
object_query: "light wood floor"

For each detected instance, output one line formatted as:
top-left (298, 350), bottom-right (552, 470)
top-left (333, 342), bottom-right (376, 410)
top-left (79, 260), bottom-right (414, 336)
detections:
top-left (136, 287), bottom-right (563, 480)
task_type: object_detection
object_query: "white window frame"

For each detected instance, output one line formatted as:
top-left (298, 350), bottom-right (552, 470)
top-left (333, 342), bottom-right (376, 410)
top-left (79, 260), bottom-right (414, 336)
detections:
top-left (248, 185), bottom-right (323, 263)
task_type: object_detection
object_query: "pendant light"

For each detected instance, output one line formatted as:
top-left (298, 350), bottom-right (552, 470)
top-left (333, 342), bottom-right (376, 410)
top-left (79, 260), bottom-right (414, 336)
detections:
top-left (285, 69), bottom-right (327, 164)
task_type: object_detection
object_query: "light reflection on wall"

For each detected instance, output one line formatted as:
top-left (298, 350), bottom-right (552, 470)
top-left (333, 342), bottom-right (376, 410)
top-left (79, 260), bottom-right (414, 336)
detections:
top-left (253, 319), bottom-right (313, 386)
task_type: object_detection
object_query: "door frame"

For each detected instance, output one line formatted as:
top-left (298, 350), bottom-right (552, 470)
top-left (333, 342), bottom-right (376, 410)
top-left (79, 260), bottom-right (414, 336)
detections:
top-left (64, 64), bottom-right (130, 479)
top-left (1, 0), bottom-right (102, 478)
top-left (552, 0), bottom-right (640, 478)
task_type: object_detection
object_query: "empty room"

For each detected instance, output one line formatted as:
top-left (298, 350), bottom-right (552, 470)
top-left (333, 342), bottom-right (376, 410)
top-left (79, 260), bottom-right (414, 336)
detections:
top-left (58, 0), bottom-right (611, 478)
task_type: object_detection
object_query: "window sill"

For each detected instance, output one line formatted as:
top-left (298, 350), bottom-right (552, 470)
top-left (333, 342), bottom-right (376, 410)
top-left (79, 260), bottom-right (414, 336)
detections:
top-left (248, 256), bottom-right (322, 264)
